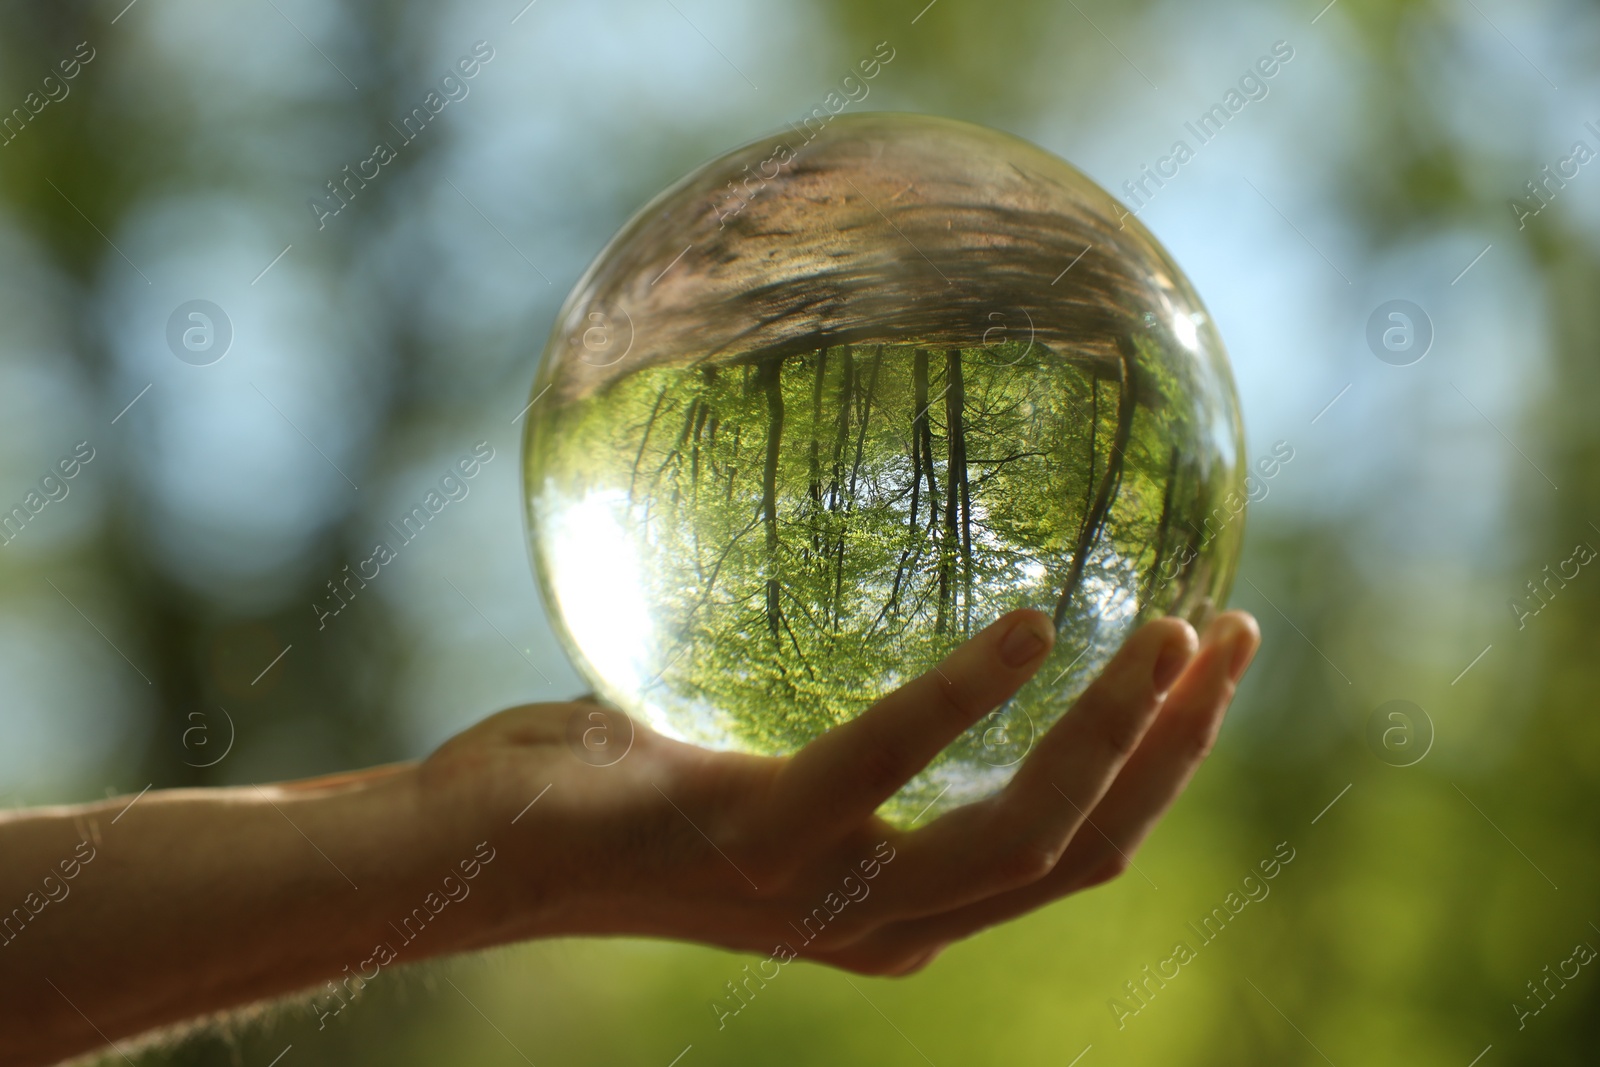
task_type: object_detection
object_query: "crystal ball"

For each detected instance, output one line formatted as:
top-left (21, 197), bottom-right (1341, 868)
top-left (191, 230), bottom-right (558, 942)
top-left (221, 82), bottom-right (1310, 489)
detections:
top-left (524, 113), bottom-right (1243, 824)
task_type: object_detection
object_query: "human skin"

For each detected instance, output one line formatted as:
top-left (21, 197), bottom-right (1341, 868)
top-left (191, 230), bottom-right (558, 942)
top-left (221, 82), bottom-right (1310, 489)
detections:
top-left (0, 608), bottom-right (1258, 1067)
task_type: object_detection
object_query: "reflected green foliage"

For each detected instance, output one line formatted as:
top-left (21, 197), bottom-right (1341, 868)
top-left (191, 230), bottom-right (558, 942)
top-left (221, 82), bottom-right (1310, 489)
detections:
top-left (533, 338), bottom-right (1235, 819)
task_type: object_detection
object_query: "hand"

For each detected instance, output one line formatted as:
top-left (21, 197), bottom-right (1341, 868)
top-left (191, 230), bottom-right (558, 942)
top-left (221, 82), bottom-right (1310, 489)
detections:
top-left (0, 608), bottom-right (1258, 1066)
top-left (420, 607), bottom-right (1260, 975)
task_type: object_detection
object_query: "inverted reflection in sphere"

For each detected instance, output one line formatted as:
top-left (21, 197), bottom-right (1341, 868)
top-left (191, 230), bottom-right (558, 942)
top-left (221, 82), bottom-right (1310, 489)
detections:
top-left (526, 114), bottom-right (1244, 824)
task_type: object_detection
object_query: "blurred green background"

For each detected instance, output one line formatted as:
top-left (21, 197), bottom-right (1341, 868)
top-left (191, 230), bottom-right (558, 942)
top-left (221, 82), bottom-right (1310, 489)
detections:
top-left (2, 0), bottom-right (1596, 1063)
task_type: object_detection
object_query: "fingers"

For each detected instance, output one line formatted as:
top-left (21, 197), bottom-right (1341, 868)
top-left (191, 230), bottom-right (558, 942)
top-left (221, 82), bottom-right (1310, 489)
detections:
top-left (841, 611), bottom-right (1259, 957)
top-left (769, 610), bottom-right (1054, 853)
top-left (1052, 611), bottom-right (1260, 890)
top-left (862, 615), bottom-right (1198, 918)
top-left (998, 615), bottom-right (1199, 841)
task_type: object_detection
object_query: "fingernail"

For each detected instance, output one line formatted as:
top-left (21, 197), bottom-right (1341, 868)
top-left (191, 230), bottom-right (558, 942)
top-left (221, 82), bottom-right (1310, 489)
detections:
top-left (1152, 637), bottom-right (1192, 694)
top-left (1227, 622), bottom-right (1259, 682)
top-left (1206, 614), bottom-right (1259, 683)
top-left (999, 615), bottom-right (1050, 667)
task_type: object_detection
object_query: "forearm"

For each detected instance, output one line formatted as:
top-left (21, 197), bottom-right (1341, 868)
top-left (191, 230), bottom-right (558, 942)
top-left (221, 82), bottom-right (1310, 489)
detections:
top-left (0, 764), bottom-right (510, 1067)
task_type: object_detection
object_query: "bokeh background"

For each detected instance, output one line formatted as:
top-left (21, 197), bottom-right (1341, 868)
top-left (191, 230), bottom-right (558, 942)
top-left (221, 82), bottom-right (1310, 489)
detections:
top-left (2, 0), bottom-right (1596, 1063)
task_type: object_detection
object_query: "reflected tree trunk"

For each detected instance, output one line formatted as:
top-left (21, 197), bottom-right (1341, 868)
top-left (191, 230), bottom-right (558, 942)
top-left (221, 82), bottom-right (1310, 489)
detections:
top-left (887, 352), bottom-right (921, 626)
top-left (828, 347), bottom-right (855, 517)
top-left (833, 347), bottom-right (880, 630)
top-left (628, 384), bottom-right (671, 505)
top-left (807, 350), bottom-right (828, 554)
top-left (913, 349), bottom-right (942, 533)
top-left (952, 350), bottom-right (974, 634)
top-left (759, 358), bottom-right (785, 649)
top-left (941, 348), bottom-right (973, 635)
top-left (1141, 445), bottom-right (1181, 608)
top-left (1082, 376), bottom-right (1099, 524)
top-left (1053, 344), bottom-right (1138, 628)
top-left (689, 396), bottom-right (710, 498)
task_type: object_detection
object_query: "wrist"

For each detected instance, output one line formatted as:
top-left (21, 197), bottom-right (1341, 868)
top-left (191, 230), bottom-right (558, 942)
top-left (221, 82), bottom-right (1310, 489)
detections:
top-left (252, 764), bottom-right (492, 965)
top-left (408, 749), bottom-right (563, 951)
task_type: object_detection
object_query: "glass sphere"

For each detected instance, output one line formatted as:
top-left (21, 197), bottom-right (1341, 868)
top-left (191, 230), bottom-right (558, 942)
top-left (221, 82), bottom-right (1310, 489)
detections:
top-left (525, 113), bottom-right (1244, 824)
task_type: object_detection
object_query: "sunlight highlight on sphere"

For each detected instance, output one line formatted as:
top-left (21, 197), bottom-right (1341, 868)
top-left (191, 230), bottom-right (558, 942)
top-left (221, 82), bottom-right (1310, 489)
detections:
top-left (525, 114), bottom-right (1245, 824)
top-left (542, 490), bottom-right (656, 698)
